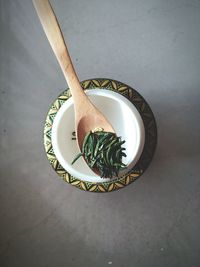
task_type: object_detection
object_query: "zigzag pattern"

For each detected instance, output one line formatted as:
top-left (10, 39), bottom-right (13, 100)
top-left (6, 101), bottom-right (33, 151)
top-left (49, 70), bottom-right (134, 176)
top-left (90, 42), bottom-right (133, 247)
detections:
top-left (43, 78), bottom-right (157, 192)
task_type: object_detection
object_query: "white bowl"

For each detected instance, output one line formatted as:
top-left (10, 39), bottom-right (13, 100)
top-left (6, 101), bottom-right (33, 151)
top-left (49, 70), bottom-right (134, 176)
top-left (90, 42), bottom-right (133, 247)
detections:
top-left (51, 89), bottom-right (145, 183)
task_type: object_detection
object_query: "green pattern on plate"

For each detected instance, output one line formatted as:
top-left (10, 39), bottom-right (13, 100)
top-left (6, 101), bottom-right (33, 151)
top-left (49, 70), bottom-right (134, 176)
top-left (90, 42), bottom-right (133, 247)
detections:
top-left (44, 78), bottom-right (157, 192)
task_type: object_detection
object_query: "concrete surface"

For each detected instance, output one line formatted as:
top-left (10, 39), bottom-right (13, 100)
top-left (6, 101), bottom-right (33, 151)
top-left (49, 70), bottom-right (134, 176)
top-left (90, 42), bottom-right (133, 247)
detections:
top-left (0, 0), bottom-right (200, 266)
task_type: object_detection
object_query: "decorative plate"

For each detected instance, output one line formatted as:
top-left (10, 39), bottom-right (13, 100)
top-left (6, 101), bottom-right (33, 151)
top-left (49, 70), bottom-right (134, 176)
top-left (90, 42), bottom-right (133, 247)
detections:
top-left (44, 78), bottom-right (157, 192)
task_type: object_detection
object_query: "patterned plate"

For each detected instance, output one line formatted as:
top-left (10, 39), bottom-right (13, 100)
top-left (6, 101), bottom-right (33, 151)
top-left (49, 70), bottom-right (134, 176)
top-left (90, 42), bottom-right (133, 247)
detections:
top-left (44, 78), bottom-right (157, 192)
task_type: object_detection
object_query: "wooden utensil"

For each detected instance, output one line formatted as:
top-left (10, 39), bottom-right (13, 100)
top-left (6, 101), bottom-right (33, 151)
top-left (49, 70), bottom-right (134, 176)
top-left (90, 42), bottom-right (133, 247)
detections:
top-left (32, 0), bottom-right (114, 149)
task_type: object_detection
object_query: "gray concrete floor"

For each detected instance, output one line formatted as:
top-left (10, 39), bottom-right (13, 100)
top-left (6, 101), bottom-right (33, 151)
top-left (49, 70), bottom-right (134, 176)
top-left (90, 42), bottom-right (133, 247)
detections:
top-left (1, 0), bottom-right (200, 266)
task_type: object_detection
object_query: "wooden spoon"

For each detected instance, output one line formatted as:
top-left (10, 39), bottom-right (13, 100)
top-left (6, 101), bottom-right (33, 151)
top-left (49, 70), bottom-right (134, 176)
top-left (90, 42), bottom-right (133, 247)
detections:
top-left (33, 0), bottom-right (114, 150)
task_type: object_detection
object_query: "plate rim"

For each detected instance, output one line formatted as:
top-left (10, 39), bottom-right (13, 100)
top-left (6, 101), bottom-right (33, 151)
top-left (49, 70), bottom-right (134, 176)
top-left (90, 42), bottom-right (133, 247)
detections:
top-left (43, 78), bottom-right (157, 193)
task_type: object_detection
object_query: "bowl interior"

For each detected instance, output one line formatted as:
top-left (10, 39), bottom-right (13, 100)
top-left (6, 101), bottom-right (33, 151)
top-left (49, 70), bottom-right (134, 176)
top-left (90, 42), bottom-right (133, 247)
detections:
top-left (51, 89), bottom-right (145, 182)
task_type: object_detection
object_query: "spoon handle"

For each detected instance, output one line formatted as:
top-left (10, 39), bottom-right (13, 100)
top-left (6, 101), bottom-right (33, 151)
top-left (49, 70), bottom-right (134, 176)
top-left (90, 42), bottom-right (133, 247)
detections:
top-left (33, 0), bottom-right (88, 105)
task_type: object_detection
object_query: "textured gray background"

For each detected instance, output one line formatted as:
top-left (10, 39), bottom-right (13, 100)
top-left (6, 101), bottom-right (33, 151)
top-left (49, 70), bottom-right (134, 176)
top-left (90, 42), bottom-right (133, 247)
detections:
top-left (0, 0), bottom-right (200, 266)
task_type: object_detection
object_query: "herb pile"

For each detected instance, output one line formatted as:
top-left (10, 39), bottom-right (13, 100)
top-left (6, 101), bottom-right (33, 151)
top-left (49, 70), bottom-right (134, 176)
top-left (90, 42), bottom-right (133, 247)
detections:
top-left (71, 130), bottom-right (127, 178)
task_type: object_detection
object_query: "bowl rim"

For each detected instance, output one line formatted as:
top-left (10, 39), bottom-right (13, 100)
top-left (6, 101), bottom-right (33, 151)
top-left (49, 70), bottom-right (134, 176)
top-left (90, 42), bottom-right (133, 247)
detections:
top-left (43, 78), bottom-right (157, 192)
top-left (51, 88), bottom-right (145, 182)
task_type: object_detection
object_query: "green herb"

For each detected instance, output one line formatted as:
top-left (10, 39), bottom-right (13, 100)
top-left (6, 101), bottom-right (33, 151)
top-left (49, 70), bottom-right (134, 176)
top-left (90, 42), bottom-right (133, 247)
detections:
top-left (71, 152), bottom-right (83, 165)
top-left (71, 130), bottom-right (127, 178)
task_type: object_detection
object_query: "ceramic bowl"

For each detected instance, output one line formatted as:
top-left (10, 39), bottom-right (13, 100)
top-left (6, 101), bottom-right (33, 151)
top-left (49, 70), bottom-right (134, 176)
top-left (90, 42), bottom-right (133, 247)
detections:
top-left (44, 78), bottom-right (157, 192)
top-left (51, 89), bottom-right (145, 182)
